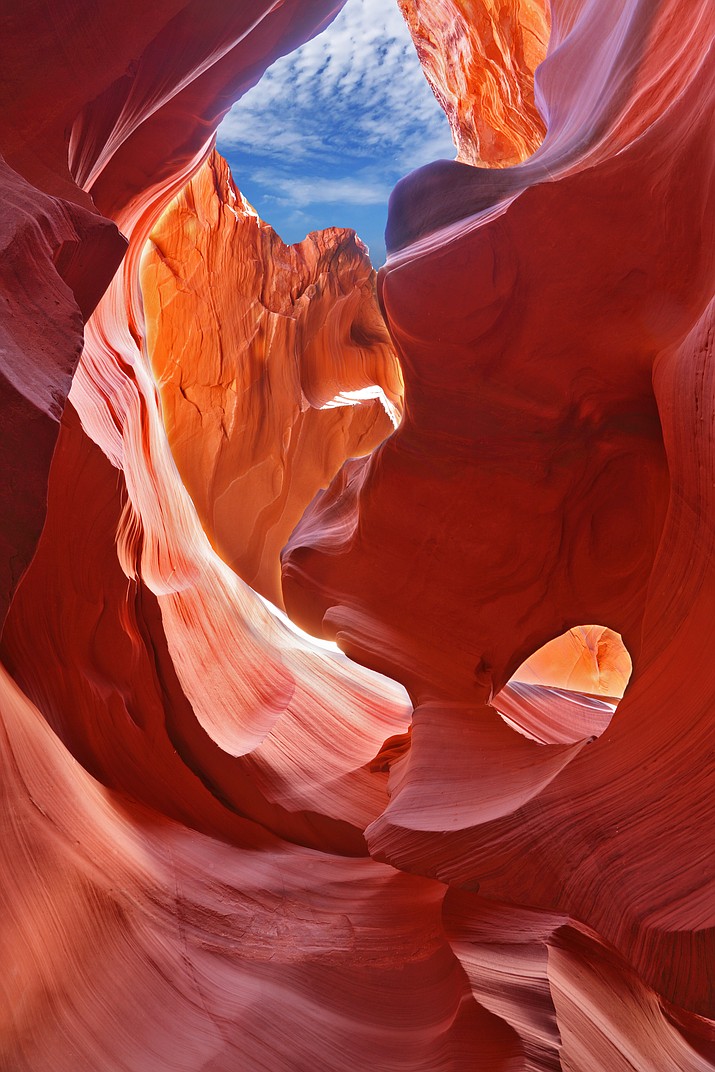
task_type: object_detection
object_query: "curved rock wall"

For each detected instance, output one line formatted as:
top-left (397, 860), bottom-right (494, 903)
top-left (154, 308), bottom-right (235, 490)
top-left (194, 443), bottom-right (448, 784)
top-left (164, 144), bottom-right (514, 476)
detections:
top-left (284, 0), bottom-right (715, 1026)
top-left (0, 0), bottom-right (345, 620)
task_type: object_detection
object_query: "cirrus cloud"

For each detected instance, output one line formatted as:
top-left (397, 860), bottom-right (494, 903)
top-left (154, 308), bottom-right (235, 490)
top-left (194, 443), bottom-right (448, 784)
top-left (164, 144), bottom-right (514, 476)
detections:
top-left (216, 0), bottom-right (455, 264)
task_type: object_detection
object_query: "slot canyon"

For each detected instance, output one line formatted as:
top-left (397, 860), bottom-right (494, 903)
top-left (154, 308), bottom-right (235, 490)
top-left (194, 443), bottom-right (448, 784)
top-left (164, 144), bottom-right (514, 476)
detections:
top-left (0, 1), bottom-right (713, 1069)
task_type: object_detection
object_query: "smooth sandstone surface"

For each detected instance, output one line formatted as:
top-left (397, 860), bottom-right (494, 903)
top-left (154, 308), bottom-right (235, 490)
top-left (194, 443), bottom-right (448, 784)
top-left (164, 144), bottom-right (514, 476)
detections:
top-left (1, 0), bottom-right (714, 1069)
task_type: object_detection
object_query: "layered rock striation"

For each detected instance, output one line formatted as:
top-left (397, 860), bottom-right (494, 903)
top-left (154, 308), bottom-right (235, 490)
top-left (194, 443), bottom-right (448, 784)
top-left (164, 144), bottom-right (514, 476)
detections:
top-left (397, 0), bottom-right (551, 167)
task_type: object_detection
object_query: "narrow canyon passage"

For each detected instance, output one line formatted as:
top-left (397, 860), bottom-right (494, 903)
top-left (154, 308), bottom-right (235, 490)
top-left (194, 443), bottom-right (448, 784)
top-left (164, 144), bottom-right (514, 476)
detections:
top-left (0, 2), bottom-right (713, 1070)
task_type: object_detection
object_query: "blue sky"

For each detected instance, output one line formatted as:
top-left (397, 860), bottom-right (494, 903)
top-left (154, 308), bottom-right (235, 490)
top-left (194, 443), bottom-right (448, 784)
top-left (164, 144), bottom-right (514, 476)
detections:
top-left (216, 0), bottom-right (455, 266)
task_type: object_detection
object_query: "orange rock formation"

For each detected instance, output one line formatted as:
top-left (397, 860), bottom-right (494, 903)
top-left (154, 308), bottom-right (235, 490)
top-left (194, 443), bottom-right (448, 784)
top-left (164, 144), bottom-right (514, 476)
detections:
top-left (141, 151), bottom-right (401, 605)
top-left (398, 0), bottom-right (551, 166)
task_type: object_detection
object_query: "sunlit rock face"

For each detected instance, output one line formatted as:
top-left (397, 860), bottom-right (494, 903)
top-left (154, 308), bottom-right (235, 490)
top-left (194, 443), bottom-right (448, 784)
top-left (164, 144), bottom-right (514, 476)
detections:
top-left (141, 150), bottom-right (401, 606)
top-left (1, 1), bottom-right (714, 1071)
top-left (510, 625), bottom-right (632, 699)
top-left (397, 0), bottom-right (551, 166)
top-left (493, 625), bottom-right (632, 745)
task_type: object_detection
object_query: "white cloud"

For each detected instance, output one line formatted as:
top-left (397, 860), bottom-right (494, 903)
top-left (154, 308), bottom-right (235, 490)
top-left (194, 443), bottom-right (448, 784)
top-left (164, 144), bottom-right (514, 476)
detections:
top-left (217, 0), bottom-right (455, 185)
top-left (249, 168), bottom-right (394, 207)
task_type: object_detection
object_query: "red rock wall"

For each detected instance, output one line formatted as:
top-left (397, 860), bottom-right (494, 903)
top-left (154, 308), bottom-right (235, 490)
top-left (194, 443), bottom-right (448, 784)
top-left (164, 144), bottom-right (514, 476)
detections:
top-left (1, 0), bottom-right (714, 1069)
top-left (284, 0), bottom-right (715, 1030)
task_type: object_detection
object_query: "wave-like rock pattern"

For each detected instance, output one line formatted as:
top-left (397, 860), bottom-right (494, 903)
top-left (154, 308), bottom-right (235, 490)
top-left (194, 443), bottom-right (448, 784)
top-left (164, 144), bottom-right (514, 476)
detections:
top-left (0, 142), bottom-right (125, 626)
top-left (1, 0), bottom-right (714, 1069)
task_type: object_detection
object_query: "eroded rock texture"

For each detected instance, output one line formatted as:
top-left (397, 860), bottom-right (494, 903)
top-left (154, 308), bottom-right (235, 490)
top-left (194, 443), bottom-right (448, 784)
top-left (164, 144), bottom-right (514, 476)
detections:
top-left (397, 0), bottom-right (551, 166)
top-left (1, 0), bottom-right (714, 1070)
top-left (141, 151), bottom-right (401, 606)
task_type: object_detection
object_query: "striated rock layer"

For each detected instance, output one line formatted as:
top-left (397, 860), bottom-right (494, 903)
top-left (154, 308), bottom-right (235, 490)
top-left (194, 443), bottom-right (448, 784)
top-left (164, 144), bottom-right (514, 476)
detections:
top-left (141, 150), bottom-right (401, 606)
top-left (1, 0), bottom-right (714, 1070)
top-left (397, 0), bottom-right (551, 167)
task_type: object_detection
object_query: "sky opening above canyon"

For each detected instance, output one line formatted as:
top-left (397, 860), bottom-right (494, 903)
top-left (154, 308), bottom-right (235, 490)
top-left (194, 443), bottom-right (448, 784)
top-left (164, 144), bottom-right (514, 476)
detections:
top-left (216, 0), bottom-right (456, 266)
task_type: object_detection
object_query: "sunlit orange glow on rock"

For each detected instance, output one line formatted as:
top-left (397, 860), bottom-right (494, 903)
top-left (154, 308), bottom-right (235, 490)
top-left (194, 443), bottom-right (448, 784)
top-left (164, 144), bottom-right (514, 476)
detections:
top-left (398, 0), bottom-right (551, 166)
top-left (1, 0), bottom-right (714, 1069)
top-left (511, 625), bottom-right (632, 697)
top-left (141, 151), bottom-right (401, 605)
top-left (491, 626), bottom-right (632, 745)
